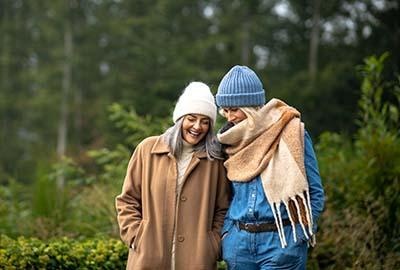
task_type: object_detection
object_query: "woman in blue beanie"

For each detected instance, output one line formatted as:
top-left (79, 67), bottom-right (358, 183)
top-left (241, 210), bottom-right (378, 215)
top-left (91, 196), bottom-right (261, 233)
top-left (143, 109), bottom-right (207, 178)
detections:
top-left (215, 66), bottom-right (325, 270)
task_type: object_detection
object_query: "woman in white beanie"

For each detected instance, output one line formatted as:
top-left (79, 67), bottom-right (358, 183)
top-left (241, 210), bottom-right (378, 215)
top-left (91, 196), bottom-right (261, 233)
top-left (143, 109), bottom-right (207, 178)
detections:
top-left (116, 81), bottom-right (231, 270)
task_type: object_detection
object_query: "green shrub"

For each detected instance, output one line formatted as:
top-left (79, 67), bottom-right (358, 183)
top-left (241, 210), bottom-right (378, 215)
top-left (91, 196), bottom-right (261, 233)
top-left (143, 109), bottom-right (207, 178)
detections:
top-left (0, 235), bottom-right (127, 269)
top-left (0, 235), bottom-right (231, 269)
top-left (309, 53), bottom-right (400, 269)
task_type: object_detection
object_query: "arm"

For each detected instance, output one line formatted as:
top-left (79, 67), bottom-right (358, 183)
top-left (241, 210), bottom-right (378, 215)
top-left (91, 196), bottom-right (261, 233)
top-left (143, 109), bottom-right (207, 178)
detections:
top-left (115, 143), bottom-right (144, 247)
top-left (304, 131), bottom-right (325, 232)
top-left (212, 162), bottom-right (231, 236)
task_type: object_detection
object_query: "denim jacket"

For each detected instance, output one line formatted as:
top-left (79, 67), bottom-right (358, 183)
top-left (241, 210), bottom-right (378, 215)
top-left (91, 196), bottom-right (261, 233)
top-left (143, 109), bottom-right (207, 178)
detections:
top-left (222, 131), bottom-right (325, 236)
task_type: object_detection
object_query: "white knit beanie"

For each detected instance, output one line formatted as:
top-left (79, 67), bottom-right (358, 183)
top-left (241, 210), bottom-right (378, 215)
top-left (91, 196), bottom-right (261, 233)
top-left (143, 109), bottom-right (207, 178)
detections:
top-left (173, 82), bottom-right (217, 125)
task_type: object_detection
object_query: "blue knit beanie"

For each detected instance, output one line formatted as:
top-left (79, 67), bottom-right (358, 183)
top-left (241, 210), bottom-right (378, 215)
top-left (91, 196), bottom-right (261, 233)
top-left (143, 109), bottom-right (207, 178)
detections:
top-left (216, 65), bottom-right (265, 107)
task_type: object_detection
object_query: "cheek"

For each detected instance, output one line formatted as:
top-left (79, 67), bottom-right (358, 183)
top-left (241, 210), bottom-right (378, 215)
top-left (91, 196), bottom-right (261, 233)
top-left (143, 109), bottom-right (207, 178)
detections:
top-left (202, 124), bottom-right (210, 134)
top-left (181, 122), bottom-right (191, 132)
top-left (238, 112), bottom-right (247, 120)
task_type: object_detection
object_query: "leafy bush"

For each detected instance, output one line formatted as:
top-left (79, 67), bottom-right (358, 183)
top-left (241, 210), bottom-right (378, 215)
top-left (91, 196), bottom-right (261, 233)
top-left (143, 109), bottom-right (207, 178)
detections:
top-left (0, 235), bottom-right (230, 269)
top-left (0, 235), bottom-right (127, 269)
top-left (0, 104), bottom-right (169, 239)
top-left (309, 53), bottom-right (400, 269)
top-left (2, 55), bottom-right (400, 269)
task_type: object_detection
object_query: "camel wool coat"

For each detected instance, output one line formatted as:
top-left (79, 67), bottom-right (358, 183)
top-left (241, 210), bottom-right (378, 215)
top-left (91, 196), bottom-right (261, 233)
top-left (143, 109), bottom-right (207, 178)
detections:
top-left (116, 136), bottom-right (231, 270)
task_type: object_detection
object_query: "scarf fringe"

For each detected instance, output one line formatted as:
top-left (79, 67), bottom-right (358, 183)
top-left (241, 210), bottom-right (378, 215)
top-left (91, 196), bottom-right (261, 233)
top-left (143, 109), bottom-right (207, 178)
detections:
top-left (271, 202), bottom-right (286, 248)
top-left (272, 191), bottom-right (315, 248)
top-left (305, 190), bottom-right (314, 236)
top-left (283, 200), bottom-right (297, 244)
top-left (293, 194), bottom-right (309, 239)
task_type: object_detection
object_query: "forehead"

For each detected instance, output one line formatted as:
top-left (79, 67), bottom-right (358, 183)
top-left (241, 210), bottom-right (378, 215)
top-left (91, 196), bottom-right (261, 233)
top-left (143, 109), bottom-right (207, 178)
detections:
top-left (222, 107), bottom-right (240, 111)
top-left (185, 114), bottom-right (210, 120)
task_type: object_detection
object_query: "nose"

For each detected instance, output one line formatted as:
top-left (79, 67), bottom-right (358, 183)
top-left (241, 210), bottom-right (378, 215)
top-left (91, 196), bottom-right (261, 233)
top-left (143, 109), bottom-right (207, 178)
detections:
top-left (193, 120), bottom-right (201, 129)
top-left (226, 111), bottom-right (235, 122)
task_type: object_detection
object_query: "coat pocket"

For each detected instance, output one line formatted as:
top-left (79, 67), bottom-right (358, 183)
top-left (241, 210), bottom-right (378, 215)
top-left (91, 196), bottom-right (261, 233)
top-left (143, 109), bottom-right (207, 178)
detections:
top-left (133, 220), bottom-right (148, 252)
top-left (208, 231), bottom-right (221, 259)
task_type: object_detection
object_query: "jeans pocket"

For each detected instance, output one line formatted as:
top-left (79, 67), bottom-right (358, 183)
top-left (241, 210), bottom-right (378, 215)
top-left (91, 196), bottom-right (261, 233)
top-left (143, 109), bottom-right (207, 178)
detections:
top-left (294, 224), bottom-right (311, 243)
top-left (222, 223), bottom-right (238, 262)
top-left (221, 219), bottom-right (234, 240)
top-left (271, 238), bottom-right (308, 268)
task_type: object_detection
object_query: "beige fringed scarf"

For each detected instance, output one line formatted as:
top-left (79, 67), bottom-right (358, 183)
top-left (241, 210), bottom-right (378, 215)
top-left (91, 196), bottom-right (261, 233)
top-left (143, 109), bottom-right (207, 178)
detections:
top-left (217, 98), bottom-right (314, 248)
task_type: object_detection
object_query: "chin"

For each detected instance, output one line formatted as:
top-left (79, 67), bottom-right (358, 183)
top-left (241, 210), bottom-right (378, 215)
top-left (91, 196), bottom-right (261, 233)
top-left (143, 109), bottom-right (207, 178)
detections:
top-left (187, 137), bottom-right (204, 145)
top-left (191, 139), bottom-right (201, 145)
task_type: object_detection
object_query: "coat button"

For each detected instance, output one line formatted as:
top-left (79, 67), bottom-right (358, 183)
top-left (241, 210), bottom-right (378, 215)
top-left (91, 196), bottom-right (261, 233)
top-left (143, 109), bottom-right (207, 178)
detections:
top-left (180, 196), bottom-right (187, 202)
top-left (177, 235), bottom-right (185, 242)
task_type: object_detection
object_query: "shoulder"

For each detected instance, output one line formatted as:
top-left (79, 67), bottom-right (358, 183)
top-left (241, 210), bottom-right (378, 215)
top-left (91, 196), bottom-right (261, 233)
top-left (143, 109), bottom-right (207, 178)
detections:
top-left (140, 135), bottom-right (160, 146)
top-left (304, 130), bottom-right (314, 144)
top-left (134, 135), bottom-right (162, 152)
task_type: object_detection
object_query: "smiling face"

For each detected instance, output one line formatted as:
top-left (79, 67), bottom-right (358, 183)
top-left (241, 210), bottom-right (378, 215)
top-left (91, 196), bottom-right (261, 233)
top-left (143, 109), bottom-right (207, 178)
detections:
top-left (221, 107), bottom-right (247, 124)
top-left (181, 114), bottom-right (210, 145)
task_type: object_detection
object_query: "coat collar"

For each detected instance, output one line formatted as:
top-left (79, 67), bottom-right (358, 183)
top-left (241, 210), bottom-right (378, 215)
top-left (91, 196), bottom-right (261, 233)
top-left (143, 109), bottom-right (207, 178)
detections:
top-left (151, 136), bottom-right (170, 154)
top-left (151, 136), bottom-right (207, 158)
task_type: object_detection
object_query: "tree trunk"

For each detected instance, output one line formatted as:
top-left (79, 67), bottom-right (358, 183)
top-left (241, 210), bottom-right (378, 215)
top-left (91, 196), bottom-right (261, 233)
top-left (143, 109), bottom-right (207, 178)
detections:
top-left (308, 0), bottom-right (320, 83)
top-left (74, 86), bottom-right (82, 151)
top-left (57, 19), bottom-right (73, 189)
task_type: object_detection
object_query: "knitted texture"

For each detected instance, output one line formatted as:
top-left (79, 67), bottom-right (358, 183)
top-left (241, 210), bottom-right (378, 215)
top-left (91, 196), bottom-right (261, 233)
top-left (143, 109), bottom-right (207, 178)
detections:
top-left (217, 98), bottom-right (314, 248)
top-left (216, 65), bottom-right (265, 107)
top-left (173, 82), bottom-right (217, 125)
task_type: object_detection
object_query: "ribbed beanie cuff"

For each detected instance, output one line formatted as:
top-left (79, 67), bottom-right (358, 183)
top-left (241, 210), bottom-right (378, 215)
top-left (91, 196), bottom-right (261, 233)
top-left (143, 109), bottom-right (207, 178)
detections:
top-left (216, 91), bottom-right (265, 107)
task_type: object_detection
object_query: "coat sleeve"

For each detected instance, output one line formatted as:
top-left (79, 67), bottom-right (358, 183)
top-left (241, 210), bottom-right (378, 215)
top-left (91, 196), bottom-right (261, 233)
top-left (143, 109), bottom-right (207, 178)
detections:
top-left (304, 130), bottom-right (325, 232)
top-left (115, 142), bottom-right (144, 247)
top-left (212, 161), bottom-right (231, 236)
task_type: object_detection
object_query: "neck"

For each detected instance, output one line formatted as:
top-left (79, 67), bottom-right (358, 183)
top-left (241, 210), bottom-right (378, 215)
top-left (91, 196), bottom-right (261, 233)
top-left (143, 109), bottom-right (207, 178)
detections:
top-left (182, 140), bottom-right (194, 151)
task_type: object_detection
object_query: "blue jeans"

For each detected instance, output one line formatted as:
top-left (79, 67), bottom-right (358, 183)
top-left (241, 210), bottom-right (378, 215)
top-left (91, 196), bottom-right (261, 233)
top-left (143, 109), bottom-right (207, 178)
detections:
top-left (222, 223), bottom-right (308, 270)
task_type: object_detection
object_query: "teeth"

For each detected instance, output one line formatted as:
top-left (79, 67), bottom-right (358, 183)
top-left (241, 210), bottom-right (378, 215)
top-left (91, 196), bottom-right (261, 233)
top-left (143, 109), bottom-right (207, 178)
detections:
top-left (189, 130), bottom-right (200, 136)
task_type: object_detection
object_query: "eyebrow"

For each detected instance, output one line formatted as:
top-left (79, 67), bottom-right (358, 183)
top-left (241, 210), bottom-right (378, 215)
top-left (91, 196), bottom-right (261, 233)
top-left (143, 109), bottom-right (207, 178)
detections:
top-left (187, 114), bottom-right (210, 121)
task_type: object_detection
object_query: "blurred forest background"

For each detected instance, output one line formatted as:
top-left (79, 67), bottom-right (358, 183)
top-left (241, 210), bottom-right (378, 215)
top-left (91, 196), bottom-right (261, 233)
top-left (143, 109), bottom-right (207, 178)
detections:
top-left (0, 0), bottom-right (399, 269)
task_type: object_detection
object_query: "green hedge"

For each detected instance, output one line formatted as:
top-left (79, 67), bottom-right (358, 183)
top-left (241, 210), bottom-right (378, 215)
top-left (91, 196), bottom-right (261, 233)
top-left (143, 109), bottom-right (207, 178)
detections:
top-left (0, 235), bottom-right (127, 269)
top-left (0, 235), bottom-right (227, 269)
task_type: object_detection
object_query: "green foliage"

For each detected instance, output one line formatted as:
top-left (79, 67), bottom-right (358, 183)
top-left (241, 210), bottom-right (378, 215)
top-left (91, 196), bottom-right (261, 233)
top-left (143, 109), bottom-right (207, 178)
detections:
top-left (0, 180), bottom-right (31, 237)
top-left (218, 261), bottom-right (227, 270)
top-left (3, 53), bottom-right (400, 269)
top-left (88, 103), bottom-right (169, 184)
top-left (0, 103), bottom-right (169, 239)
top-left (273, 60), bottom-right (360, 136)
top-left (311, 53), bottom-right (400, 269)
top-left (1, 0), bottom-right (399, 187)
top-left (77, 104), bottom-right (170, 236)
top-left (0, 159), bottom-right (95, 238)
top-left (48, 157), bottom-right (95, 187)
top-left (107, 102), bottom-right (171, 147)
top-left (0, 235), bottom-right (127, 269)
top-left (0, 235), bottom-right (228, 269)
top-left (68, 182), bottom-right (120, 237)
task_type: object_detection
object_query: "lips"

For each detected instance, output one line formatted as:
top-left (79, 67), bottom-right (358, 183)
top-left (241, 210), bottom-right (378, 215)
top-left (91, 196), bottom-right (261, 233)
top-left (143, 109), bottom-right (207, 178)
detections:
top-left (188, 129), bottom-right (201, 137)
